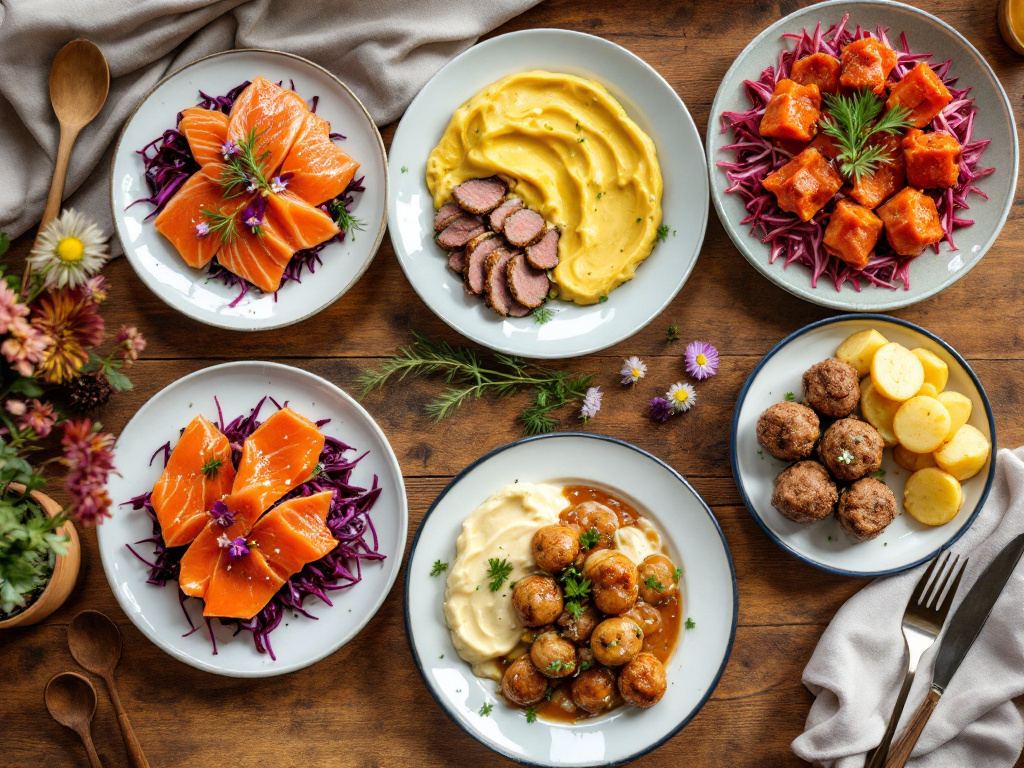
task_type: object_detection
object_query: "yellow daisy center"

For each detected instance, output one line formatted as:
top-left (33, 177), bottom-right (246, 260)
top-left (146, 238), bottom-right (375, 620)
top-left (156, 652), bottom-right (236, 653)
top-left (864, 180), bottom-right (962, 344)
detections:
top-left (631, 367), bottom-right (642, 378)
top-left (673, 389), bottom-right (689, 403)
top-left (56, 237), bottom-right (85, 263)
top-left (696, 353), bottom-right (707, 366)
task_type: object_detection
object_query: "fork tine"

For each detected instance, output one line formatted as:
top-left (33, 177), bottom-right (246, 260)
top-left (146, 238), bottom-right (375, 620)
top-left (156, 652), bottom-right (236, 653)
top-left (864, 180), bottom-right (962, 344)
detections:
top-left (935, 557), bottom-right (969, 613)
top-left (912, 552), bottom-right (946, 606)
top-left (926, 554), bottom-right (960, 610)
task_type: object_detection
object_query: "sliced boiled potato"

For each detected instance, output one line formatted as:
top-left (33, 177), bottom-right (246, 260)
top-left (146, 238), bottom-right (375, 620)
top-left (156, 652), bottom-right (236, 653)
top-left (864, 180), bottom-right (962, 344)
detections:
top-left (933, 424), bottom-right (991, 481)
top-left (911, 348), bottom-right (949, 392)
top-left (936, 391), bottom-right (973, 441)
top-left (893, 444), bottom-right (937, 472)
top-left (836, 329), bottom-right (889, 376)
top-left (904, 467), bottom-right (963, 526)
top-left (860, 379), bottom-right (900, 447)
top-left (915, 383), bottom-right (939, 399)
top-left (893, 396), bottom-right (952, 454)
top-left (871, 343), bottom-right (925, 401)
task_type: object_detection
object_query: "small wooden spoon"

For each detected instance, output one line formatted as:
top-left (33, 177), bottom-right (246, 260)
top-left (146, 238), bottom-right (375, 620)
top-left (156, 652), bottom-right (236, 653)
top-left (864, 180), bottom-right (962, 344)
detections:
top-left (44, 671), bottom-right (104, 768)
top-left (69, 611), bottom-right (151, 768)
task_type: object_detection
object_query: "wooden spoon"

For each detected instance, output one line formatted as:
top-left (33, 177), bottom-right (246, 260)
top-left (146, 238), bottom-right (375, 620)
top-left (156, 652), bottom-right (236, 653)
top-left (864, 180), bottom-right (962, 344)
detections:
top-left (44, 671), bottom-right (104, 768)
top-left (68, 611), bottom-right (151, 768)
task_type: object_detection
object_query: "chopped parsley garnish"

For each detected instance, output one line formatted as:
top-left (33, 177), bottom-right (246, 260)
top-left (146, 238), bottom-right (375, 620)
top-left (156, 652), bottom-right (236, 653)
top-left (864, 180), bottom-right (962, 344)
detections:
top-left (559, 564), bottom-right (591, 619)
top-left (685, 617), bottom-right (696, 630)
top-left (871, 468), bottom-right (887, 480)
top-left (673, 567), bottom-right (683, 583)
top-left (784, 392), bottom-right (795, 402)
top-left (543, 686), bottom-right (554, 701)
top-left (200, 457), bottom-right (223, 479)
top-left (525, 707), bottom-right (538, 723)
top-left (644, 575), bottom-right (665, 593)
top-left (400, 166), bottom-right (409, 173)
top-left (666, 325), bottom-right (680, 343)
top-left (430, 560), bottom-right (448, 577)
top-left (837, 449), bottom-right (855, 465)
top-left (596, 191), bottom-right (604, 200)
top-left (656, 224), bottom-right (670, 243)
top-left (486, 557), bottom-right (514, 592)
top-left (577, 137), bottom-right (585, 144)
top-left (546, 659), bottom-right (574, 674)
top-left (578, 528), bottom-right (600, 550)
top-left (602, 638), bottom-right (620, 648)
top-left (575, 121), bottom-right (581, 131)
top-left (636, 217), bottom-right (642, 223)
top-left (598, 296), bottom-right (608, 303)
top-left (479, 702), bottom-right (493, 717)
top-left (579, 658), bottom-right (595, 672)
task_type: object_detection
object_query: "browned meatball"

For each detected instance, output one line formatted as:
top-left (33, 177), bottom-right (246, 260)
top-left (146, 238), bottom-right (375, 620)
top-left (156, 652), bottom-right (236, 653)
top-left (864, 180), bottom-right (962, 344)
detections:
top-left (637, 554), bottom-right (679, 605)
top-left (591, 616), bottom-right (644, 667)
top-left (530, 631), bottom-right (578, 678)
top-left (771, 461), bottom-right (838, 523)
top-left (501, 656), bottom-right (548, 706)
top-left (583, 550), bottom-right (639, 615)
top-left (557, 604), bottom-right (600, 644)
top-left (512, 575), bottom-right (564, 627)
top-left (803, 358), bottom-right (860, 418)
top-left (571, 667), bottom-right (618, 714)
top-left (622, 601), bottom-right (663, 637)
top-left (532, 524), bottom-right (580, 572)
top-left (618, 652), bottom-right (667, 708)
top-left (757, 401), bottom-right (820, 461)
top-left (837, 477), bottom-right (897, 541)
top-left (561, 501), bottom-right (620, 550)
top-left (818, 418), bottom-right (884, 481)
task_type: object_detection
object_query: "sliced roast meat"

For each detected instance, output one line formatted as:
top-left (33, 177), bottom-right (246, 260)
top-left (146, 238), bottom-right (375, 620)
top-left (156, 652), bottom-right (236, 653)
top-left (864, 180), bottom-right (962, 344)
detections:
top-left (484, 248), bottom-right (530, 318)
top-left (503, 208), bottom-right (546, 247)
top-left (488, 197), bottom-right (523, 231)
top-left (462, 233), bottom-right (501, 295)
top-left (447, 248), bottom-right (466, 274)
top-left (507, 252), bottom-right (551, 309)
top-left (508, 298), bottom-right (531, 317)
top-left (433, 201), bottom-right (462, 232)
top-left (437, 214), bottom-right (485, 250)
top-left (452, 177), bottom-right (509, 214)
top-left (525, 228), bottom-right (560, 270)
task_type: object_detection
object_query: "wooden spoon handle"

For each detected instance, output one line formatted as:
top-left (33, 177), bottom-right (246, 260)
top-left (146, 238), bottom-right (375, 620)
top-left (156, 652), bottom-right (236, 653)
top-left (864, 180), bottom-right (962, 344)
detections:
top-left (884, 686), bottom-right (942, 768)
top-left (80, 729), bottom-right (104, 768)
top-left (105, 677), bottom-right (151, 768)
top-left (38, 123), bottom-right (78, 233)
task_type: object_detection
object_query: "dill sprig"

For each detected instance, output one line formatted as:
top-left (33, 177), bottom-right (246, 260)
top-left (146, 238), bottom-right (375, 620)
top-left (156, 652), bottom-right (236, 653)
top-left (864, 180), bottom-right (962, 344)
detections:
top-left (820, 90), bottom-right (913, 182)
top-left (329, 198), bottom-right (366, 238)
top-left (357, 332), bottom-right (593, 435)
top-left (199, 208), bottom-right (238, 244)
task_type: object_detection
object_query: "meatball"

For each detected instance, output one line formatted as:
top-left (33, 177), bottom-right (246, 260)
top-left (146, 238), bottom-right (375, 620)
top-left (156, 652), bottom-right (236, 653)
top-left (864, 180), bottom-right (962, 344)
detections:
top-left (618, 652), bottom-right (667, 708)
top-left (818, 417), bottom-right (884, 481)
top-left (771, 461), bottom-right (838, 523)
top-left (636, 554), bottom-right (679, 605)
top-left (571, 667), bottom-right (618, 714)
top-left (623, 601), bottom-right (663, 637)
top-left (530, 631), bottom-right (578, 678)
top-left (756, 401), bottom-right (820, 461)
top-left (803, 358), bottom-right (860, 418)
top-left (591, 616), bottom-right (644, 667)
top-left (561, 501), bottom-right (620, 549)
top-left (532, 524), bottom-right (580, 572)
top-left (501, 656), bottom-right (548, 706)
top-left (582, 550), bottom-right (639, 615)
top-left (512, 575), bottom-right (564, 627)
top-left (557, 604), bottom-right (600, 644)
top-left (837, 477), bottom-right (897, 541)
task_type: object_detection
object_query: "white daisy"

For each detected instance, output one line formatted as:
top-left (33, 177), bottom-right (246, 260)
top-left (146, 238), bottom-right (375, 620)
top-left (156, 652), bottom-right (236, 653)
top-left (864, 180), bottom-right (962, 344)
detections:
top-left (620, 355), bottom-right (647, 385)
top-left (666, 382), bottom-right (697, 413)
top-left (28, 208), bottom-right (109, 290)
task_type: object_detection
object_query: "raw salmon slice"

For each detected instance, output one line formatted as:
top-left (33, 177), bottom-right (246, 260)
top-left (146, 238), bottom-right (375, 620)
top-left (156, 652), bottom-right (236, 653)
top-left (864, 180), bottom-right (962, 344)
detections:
top-left (265, 192), bottom-right (339, 251)
top-left (228, 76), bottom-right (307, 178)
top-left (178, 107), bottom-right (230, 168)
top-left (151, 415), bottom-right (235, 547)
top-left (201, 547), bottom-right (285, 619)
top-left (216, 219), bottom-right (295, 294)
top-left (154, 169), bottom-right (231, 268)
top-left (250, 491), bottom-right (337, 579)
top-left (178, 516), bottom-right (247, 598)
top-left (279, 112), bottom-right (360, 206)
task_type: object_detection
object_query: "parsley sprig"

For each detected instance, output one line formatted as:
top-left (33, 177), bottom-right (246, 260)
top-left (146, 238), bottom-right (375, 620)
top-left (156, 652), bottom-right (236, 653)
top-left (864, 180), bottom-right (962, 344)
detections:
top-left (820, 90), bottom-right (913, 183)
top-left (200, 457), bottom-right (222, 479)
top-left (558, 564), bottom-right (592, 619)
top-left (430, 560), bottom-right (448, 577)
top-left (486, 557), bottom-right (513, 592)
top-left (578, 528), bottom-right (600, 550)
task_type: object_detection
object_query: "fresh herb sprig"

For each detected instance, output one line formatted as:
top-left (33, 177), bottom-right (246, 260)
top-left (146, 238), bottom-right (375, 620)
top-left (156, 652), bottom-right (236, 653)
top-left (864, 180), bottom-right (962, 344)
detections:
top-left (199, 208), bottom-right (238, 244)
top-left (430, 560), bottom-right (448, 577)
top-left (558, 564), bottom-right (592, 619)
top-left (578, 528), bottom-right (600, 550)
top-left (486, 557), bottom-right (514, 592)
top-left (328, 197), bottom-right (366, 238)
top-left (219, 127), bottom-right (273, 196)
top-left (820, 90), bottom-right (913, 183)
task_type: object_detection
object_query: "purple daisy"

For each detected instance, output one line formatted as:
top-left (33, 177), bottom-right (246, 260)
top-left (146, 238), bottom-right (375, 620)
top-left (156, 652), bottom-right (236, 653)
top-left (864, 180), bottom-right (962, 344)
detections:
top-left (685, 341), bottom-right (719, 380)
top-left (647, 397), bottom-right (672, 423)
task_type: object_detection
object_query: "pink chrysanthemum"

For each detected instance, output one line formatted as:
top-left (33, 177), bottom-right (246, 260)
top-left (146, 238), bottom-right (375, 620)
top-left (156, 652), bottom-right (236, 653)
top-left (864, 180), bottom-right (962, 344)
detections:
top-left (62, 418), bottom-right (117, 525)
top-left (2, 317), bottom-right (51, 377)
top-left (18, 399), bottom-right (56, 438)
top-left (115, 325), bottom-right (147, 364)
top-left (0, 282), bottom-right (30, 332)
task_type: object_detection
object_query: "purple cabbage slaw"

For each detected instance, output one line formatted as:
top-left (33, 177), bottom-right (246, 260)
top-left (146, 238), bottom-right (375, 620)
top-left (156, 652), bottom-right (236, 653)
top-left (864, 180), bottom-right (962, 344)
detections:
top-left (123, 397), bottom-right (384, 660)
top-left (131, 80), bottom-right (365, 305)
top-left (717, 15), bottom-right (994, 293)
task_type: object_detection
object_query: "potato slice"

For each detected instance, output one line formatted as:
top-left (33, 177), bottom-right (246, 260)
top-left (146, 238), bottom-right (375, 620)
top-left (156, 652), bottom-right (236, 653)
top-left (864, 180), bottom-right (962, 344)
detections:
top-left (893, 396), bottom-right (952, 454)
top-left (933, 424), bottom-right (991, 481)
top-left (904, 468), bottom-right (963, 526)
top-left (860, 379), bottom-right (900, 447)
top-left (915, 383), bottom-right (939, 398)
top-left (936, 391), bottom-right (973, 441)
top-left (893, 444), bottom-right (937, 472)
top-left (836, 329), bottom-right (889, 376)
top-left (911, 348), bottom-right (949, 392)
top-left (871, 343), bottom-right (925, 401)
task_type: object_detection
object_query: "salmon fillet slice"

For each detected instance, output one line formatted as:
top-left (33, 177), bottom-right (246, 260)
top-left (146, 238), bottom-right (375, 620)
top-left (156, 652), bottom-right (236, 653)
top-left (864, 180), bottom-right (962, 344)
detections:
top-left (178, 516), bottom-right (246, 599)
top-left (279, 112), bottom-right (360, 205)
top-left (249, 491), bottom-right (337, 579)
top-left (178, 108), bottom-right (230, 168)
top-left (153, 169), bottom-right (231, 268)
top-left (216, 218), bottom-right (295, 294)
top-left (201, 547), bottom-right (286, 619)
top-left (228, 76), bottom-right (307, 178)
top-left (265, 192), bottom-right (339, 251)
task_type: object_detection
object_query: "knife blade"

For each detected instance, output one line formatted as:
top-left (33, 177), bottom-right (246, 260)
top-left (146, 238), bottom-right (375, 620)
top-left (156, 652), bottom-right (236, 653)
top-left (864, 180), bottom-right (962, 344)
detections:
top-left (932, 531), bottom-right (1024, 692)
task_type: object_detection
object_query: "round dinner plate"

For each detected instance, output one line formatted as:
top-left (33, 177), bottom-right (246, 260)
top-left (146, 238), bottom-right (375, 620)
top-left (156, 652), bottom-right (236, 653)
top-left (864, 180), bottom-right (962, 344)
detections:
top-left (388, 29), bottom-right (709, 359)
top-left (98, 362), bottom-right (407, 677)
top-left (110, 49), bottom-right (388, 331)
top-left (405, 433), bottom-right (736, 767)
top-left (732, 315), bottom-right (996, 577)
top-left (707, 0), bottom-right (1018, 311)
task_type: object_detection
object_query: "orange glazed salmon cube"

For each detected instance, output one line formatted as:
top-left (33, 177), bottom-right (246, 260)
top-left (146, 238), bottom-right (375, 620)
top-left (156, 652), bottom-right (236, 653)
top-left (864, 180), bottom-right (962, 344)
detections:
top-left (876, 187), bottom-right (943, 256)
top-left (886, 63), bottom-right (952, 128)
top-left (791, 53), bottom-right (841, 94)
top-left (839, 38), bottom-right (898, 94)
top-left (809, 132), bottom-right (841, 160)
top-left (902, 128), bottom-right (961, 189)
top-left (848, 134), bottom-right (906, 209)
top-left (759, 79), bottom-right (822, 142)
top-left (763, 147), bottom-right (843, 222)
top-left (824, 200), bottom-right (883, 269)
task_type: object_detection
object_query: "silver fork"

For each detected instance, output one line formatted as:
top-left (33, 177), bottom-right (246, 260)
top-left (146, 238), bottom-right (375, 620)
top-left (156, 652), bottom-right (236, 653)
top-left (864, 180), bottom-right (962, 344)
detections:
top-left (865, 552), bottom-right (969, 768)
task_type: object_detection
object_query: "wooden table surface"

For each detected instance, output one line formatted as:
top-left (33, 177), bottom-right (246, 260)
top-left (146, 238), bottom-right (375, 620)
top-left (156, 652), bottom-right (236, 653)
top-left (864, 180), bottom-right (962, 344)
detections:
top-left (4, 0), bottom-right (1023, 765)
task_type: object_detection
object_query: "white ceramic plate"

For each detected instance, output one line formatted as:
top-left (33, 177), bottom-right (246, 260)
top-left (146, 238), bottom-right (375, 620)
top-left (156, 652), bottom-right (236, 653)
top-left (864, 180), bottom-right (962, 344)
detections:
top-left (98, 362), bottom-right (407, 677)
top-left (405, 434), bottom-right (736, 766)
top-left (731, 315), bottom-right (996, 577)
top-left (110, 50), bottom-right (387, 331)
top-left (388, 29), bottom-right (708, 359)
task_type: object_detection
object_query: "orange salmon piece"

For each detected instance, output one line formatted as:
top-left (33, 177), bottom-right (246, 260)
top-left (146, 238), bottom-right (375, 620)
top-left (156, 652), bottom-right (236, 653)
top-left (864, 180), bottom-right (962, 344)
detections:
top-left (216, 220), bottom-right (295, 294)
top-left (227, 76), bottom-right (307, 178)
top-left (249, 491), bottom-right (337, 579)
top-left (201, 547), bottom-right (286, 619)
top-left (178, 516), bottom-right (247, 598)
top-left (265, 192), bottom-right (339, 251)
top-left (153, 169), bottom-right (231, 268)
top-left (178, 108), bottom-right (230, 168)
top-left (280, 112), bottom-right (360, 205)
top-left (151, 415), bottom-right (235, 547)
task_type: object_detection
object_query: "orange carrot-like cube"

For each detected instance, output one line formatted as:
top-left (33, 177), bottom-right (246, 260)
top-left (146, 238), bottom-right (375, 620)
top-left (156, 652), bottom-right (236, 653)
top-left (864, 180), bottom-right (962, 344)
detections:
top-left (848, 134), bottom-right (906, 209)
top-left (824, 200), bottom-right (883, 270)
top-left (791, 53), bottom-right (841, 95)
top-left (839, 38), bottom-right (898, 94)
top-left (886, 63), bottom-right (953, 128)
top-left (902, 128), bottom-right (961, 189)
top-left (876, 187), bottom-right (944, 256)
top-left (759, 79), bottom-right (822, 142)
top-left (809, 132), bottom-right (841, 160)
top-left (763, 147), bottom-right (843, 222)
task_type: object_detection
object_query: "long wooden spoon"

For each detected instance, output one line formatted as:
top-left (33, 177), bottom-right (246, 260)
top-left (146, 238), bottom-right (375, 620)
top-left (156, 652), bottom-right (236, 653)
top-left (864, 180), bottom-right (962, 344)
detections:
top-left (68, 611), bottom-right (151, 768)
top-left (44, 671), bottom-right (104, 768)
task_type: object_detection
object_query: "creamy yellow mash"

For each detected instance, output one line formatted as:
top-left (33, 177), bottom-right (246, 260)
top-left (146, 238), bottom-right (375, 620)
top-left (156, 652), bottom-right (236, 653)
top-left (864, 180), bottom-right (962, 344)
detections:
top-left (426, 70), bottom-right (664, 305)
top-left (613, 518), bottom-right (662, 564)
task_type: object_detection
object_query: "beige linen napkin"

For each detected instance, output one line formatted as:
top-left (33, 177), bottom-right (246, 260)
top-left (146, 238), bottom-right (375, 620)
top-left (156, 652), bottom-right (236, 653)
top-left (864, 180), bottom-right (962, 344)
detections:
top-left (792, 447), bottom-right (1024, 767)
top-left (0, 0), bottom-right (540, 239)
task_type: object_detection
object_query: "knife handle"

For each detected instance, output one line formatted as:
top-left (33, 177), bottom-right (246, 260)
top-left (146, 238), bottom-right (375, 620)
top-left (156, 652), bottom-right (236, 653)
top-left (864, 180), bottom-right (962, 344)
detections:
top-left (884, 686), bottom-right (942, 768)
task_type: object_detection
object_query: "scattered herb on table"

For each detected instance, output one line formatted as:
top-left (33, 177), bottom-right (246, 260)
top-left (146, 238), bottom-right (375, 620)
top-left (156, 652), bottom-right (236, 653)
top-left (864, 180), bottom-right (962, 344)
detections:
top-left (486, 557), bottom-right (514, 592)
top-left (666, 325), bottom-right (680, 344)
top-left (430, 559), bottom-right (448, 577)
top-left (820, 90), bottom-right (913, 183)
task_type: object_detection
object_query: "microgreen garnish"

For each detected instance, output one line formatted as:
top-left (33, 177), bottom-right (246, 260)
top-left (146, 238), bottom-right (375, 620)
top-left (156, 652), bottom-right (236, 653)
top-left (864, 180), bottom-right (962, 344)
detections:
top-left (820, 90), bottom-right (913, 183)
top-left (666, 325), bottom-right (680, 344)
top-left (685, 617), bottom-right (696, 629)
top-left (533, 306), bottom-right (554, 325)
top-left (430, 560), bottom-right (449, 577)
top-left (479, 702), bottom-right (493, 717)
top-left (784, 392), bottom-right (796, 402)
top-left (837, 449), bottom-right (855, 465)
top-left (486, 557), bottom-right (514, 592)
top-left (656, 225), bottom-right (670, 243)
top-left (525, 707), bottom-right (538, 723)
top-left (200, 457), bottom-right (223, 479)
top-left (579, 528), bottom-right (600, 550)
top-left (644, 575), bottom-right (665, 593)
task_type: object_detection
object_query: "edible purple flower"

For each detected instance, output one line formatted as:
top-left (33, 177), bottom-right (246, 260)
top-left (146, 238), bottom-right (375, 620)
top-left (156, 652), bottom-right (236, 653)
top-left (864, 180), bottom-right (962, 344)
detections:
top-left (210, 499), bottom-right (236, 527)
top-left (647, 397), bottom-right (672, 423)
top-left (242, 196), bottom-right (268, 234)
top-left (221, 139), bottom-right (238, 160)
top-left (580, 386), bottom-right (603, 421)
top-left (227, 537), bottom-right (250, 559)
top-left (195, 221), bottom-right (210, 237)
top-left (271, 175), bottom-right (289, 194)
top-left (685, 341), bottom-right (719, 380)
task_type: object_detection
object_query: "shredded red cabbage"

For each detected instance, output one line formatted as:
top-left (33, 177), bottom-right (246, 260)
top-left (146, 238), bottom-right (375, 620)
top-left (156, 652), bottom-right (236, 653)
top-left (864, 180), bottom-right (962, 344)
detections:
top-left (718, 15), bottom-right (993, 292)
top-left (122, 396), bottom-right (384, 660)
